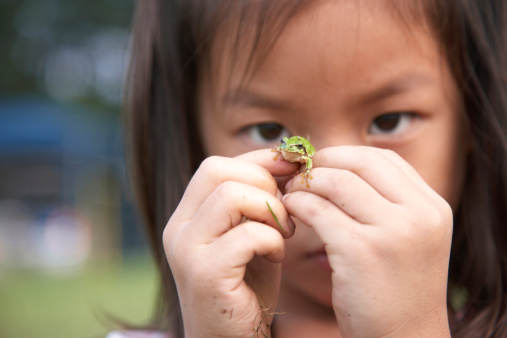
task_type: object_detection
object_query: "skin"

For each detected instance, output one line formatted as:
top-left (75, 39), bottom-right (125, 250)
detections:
top-left (164, 0), bottom-right (469, 337)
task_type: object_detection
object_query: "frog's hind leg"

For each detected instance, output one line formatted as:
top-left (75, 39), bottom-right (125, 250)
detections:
top-left (300, 158), bottom-right (313, 187)
top-left (300, 171), bottom-right (313, 187)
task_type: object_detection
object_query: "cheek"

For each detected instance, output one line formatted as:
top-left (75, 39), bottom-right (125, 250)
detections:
top-left (403, 119), bottom-right (468, 210)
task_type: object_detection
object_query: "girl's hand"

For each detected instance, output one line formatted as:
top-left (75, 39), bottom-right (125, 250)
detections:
top-left (163, 150), bottom-right (298, 337)
top-left (283, 146), bottom-right (453, 338)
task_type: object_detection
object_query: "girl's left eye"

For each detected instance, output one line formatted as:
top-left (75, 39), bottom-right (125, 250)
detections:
top-left (242, 123), bottom-right (290, 145)
top-left (368, 113), bottom-right (416, 135)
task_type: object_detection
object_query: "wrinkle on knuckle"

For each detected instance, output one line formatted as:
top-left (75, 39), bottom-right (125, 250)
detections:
top-left (333, 169), bottom-right (357, 190)
top-left (382, 148), bottom-right (401, 161)
top-left (368, 147), bottom-right (389, 163)
top-left (307, 197), bottom-right (332, 219)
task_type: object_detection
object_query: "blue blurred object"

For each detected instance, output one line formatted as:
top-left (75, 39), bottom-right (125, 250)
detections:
top-left (0, 95), bottom-right (117, 156)
top-left (0, 95), bottom-right (120, 204)
top-left (0, 95), bottom-right (143, 271)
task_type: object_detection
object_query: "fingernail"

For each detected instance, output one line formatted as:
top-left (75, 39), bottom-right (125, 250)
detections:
top-left (285, 179), bottom-right (293, 193)
top-left (282, 192), bottom-right (291, 202)
top-left (276, 189), bottom-right (283, 200)
top-left (287, 216), bottom-right (296, 232)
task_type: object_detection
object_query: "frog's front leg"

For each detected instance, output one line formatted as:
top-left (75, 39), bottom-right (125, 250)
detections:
top-left (300, 157), bottom-right (313, 187)
top-left (272, 147), bottom-right (282, 160)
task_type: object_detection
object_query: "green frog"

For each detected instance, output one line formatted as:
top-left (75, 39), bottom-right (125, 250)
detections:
top-left (273, 136), bottom-right (316, 187)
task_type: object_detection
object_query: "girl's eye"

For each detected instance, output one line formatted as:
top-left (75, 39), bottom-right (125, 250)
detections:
top-left (243, 123), bottom-right (290, 145)
top-left (368, 113), bottom-right (415, 135)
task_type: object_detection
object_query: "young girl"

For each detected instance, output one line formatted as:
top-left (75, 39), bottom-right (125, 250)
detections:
top-left (122, 0), bottom-right (507, 337)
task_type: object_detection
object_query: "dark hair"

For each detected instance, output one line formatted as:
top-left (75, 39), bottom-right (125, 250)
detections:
top-left (124, 0), bottom-right (507, 337)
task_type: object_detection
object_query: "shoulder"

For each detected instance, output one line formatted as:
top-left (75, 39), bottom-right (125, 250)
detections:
top-left (106, 331), bottom-right (171, 338)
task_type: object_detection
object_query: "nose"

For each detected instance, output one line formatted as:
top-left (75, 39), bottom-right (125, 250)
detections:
top-left (309, 127), bottom-right (364, 151)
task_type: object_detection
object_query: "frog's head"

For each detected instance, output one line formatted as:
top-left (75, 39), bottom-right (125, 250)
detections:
top-left (280, 136), bottom-right (306, 154)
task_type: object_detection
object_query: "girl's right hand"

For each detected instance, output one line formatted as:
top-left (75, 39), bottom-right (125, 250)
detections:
top-left (163, 150), bottom-right (297, 337)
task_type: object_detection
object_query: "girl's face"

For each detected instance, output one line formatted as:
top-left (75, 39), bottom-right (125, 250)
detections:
top-left (199, 0), bottom-right (467, 313)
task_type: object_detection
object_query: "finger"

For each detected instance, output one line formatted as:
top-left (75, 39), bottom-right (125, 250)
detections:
top-left (285, 167), bottom-right (395, 224)
top-left (207, 221), bottom-right (286, 273)
top-left (237, 149), bottom-right (301, 194)
top-left (174, 150), bottom-right (299, 223)
top-left (235, 149), bottom-right (301, 176)
top-left (282, 191), bottom-right (358, 253)
top-left (314, 146), bottom-right (430, 204)
top-left (185, 181), bottom-right (295, 242)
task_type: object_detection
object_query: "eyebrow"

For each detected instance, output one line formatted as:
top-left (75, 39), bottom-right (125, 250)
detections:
top-left (222, 89), bottom-right (294, 112)
top-left (360, 72), bottom-right (434, 105)
top-left (222, 72), bottom-right (434, 110)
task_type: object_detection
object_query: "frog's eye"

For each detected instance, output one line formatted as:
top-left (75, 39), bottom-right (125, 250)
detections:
top-left (296, 144), bottom-right (304, 148)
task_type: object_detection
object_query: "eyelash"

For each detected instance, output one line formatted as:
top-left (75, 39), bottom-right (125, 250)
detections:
top-left (368, 113), bottom-right (417, 136)
top-left (239, 112), bottom-right (417, 146)
top-left (241, 123), bottom-right (291, 145)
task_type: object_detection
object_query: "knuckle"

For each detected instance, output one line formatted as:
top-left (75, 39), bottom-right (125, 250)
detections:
top-left (162, 218), bottom-right (178, 249)
top-left (382, 148), bottom-right (401, 160)
top-left (331, 169), bottom-right (357, 189)
top-left (162, 220), bottom-right (192, 266)
top-left (437, 197), bottom-right (454, 224)
top-left (214, 181), bottom-right (237, 199)
top-left (241, 221), bottom-right (282, 247)
top-left (237, 222), bottom-right (258, 241)
top-left (163, 230), bottom-right (183, 265)
top-left (411, 201), bottom-right (453, 246)
top-left (260, 170), bottom-right (278, 194)
top-left (369, 147), bottom-right (401, 166)
top-left (162, 222), bottom-right (173, 245)
top-left (199, 155), bottom-right (221, 174)
top-left (424, 204), bottom-right (448, 230)
top-left (307, 197), bottom-right (333, 219)
top-left (368, 147), bottom-right (390, 162)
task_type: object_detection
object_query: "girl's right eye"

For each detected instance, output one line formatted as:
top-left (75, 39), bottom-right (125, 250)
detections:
top-left (368, 113), bottom-right (416, 136)
top-left (242, 123), bottom-right (290, 145)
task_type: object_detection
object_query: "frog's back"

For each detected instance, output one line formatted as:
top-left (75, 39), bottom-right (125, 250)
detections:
top-left (297, 136), bottom-right (316, 156)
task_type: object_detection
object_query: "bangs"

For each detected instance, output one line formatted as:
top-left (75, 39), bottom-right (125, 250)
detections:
top-left (188, 0), bottom-right (449, 86)
top-left (188, 0), bottom-right (312, 89)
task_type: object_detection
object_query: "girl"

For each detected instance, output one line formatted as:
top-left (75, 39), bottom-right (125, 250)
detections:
top-left (123, 0), bottom-right (507, 337)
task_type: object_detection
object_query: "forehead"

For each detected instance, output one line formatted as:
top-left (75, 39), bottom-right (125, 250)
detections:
top-left (202, 0), bottom-right (440, 107)
top-left (204, 0), bottom-right (431, 82)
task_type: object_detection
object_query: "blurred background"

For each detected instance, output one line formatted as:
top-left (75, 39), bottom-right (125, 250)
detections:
top-left (0, 0), bottom-right (158, 337)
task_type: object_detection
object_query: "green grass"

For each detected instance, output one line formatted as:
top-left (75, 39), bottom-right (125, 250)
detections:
top-left (0, 253), bottom-right (158, 338)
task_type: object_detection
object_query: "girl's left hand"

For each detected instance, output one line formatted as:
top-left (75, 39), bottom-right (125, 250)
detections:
top-left (283, 146), bottom-right (453, 338)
